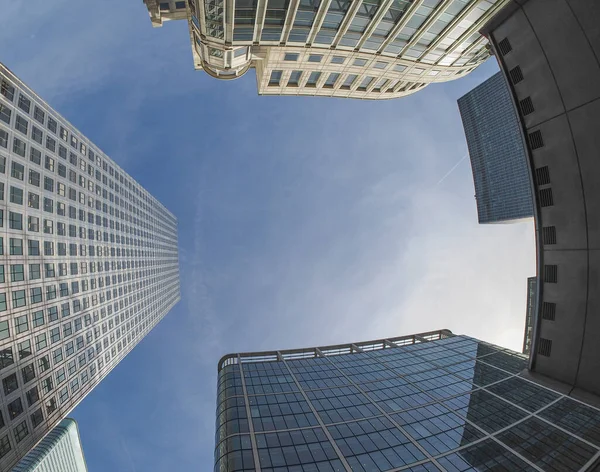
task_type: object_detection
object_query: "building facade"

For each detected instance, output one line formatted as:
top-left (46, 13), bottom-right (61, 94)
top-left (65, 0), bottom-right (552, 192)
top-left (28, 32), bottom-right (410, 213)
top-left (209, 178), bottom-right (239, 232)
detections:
top-left (144, 0), bottom-right (511, 99)
top-left (0, 64), bottom-right (181, 470)
top-left (457, 71), bottom-right (533, 224)
top-left (522, 276), bottom-right (536, 355)
top-left (481, 0), bottom-right (600, 399)
top-left (12, 418), bottom-right (87, 472)
top-left (215, 331), bottom-right (600, 471)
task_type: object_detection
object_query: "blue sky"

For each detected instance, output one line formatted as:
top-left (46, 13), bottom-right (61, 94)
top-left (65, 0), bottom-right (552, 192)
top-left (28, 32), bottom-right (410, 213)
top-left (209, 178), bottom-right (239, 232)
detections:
top-left (1, 1), bottom-right (535, 470)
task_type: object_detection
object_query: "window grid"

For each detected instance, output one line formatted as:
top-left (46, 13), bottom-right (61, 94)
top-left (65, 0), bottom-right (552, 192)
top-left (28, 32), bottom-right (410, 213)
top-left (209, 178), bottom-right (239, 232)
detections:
top-left (0, 65), bottom-right (181, 471)
top-left (215, 334), bottom-right (600, 471)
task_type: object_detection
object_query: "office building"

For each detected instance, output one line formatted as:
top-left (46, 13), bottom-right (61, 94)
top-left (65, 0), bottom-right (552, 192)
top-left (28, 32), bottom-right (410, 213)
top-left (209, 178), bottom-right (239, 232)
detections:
top-left (215, 330), bottom-right (600, 471)
top-left (522, 276), bottom-right (536, 355)
top-left (0, 63), bottom-right (181, 471)
top-left (481, 0), bottom-right (600, 398)
top-left (144, 0), bottom-right (512, 99)
top-left (458, 71), bottom-right (533, 224)
top-left (12, 418), bottom-right (87, 472)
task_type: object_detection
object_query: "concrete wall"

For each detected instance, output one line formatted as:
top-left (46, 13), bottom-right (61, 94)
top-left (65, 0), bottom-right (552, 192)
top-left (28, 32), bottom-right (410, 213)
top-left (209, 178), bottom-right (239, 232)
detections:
top-left (482, 0), bottom-right (600, 397)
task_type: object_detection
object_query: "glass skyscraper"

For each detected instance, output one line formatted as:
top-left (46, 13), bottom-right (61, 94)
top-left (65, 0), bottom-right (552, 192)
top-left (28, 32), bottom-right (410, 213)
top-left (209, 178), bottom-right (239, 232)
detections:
top-left (0, 63), bottom-right (181, 471)
top-left (143, 0), bottom-right (511, 100)
top-left (215, 330), bottom-right (600, 471)
top-left (458, 71), bottom-right (533, 224)
top-left (12, 418), bottom-right (87, 472)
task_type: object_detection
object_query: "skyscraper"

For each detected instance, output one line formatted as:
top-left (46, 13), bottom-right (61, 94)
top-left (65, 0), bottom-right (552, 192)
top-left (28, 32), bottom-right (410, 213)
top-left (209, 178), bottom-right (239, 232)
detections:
top-left (215, 331), bottom-right (600, 471)
top-left (522, 276), bottom-right (536, 355)
top-left (143, 0), bottom-right (511, 99)
top-left (481, 0), bottom-right (600, 398)
top-left (457, 71), bottom-right (533, 224)
top-left (214, 330), bottom-right (600, 472)
top-left (0, 63), bottom-right (181, 471)
top-left (12, 418), bottom-right (87, 472)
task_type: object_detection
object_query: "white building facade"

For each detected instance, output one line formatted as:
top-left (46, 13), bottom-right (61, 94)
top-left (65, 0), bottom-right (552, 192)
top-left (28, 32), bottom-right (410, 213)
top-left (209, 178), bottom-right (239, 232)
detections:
top-left (0, 64), bottom-right (180, 471)
top-left (12, 418), bottom-right (87, 472)
top-left (144, 0), bottom-right (510, 99)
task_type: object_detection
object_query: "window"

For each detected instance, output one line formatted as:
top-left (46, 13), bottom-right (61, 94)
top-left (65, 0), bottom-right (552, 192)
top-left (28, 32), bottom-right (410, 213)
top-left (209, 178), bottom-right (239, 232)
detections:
top-left (10, 186), bottom-right (23, 205)
top-left (60, 126), bottom-right (68, 142)
top-left (394, 64), bottom-right (406, 72)
top-left (35, 333), bottom-right (47, 350)
top-left (29, 169), bottom-right (40, 186)
top-left (30, 264), bottom-right (41, 280)
top-left (32, 125), bottom-right (43, 144)
top-left (0, 104), bottom-right (11, 124)
top-left (53, 348), bottom-right (63, 365)
top-left (18, 94), bottom-right (31, 114)
top-left (10, 163), bottom-right (24, 184)
top-left (0, 435), bottom-right (8, 458)
top-left (30, 287), bottom-right (43, 304)
top-left (32, 310), bottom-right (45, 327)
top-left (15, 315), bottom-right (28, 334)
top-left (0, 318), bottom-right (8, 337)
top-left (38, 355), bottom-right (50, 373)
top-left (12, 289), bottom-right (26, 308)
top-left (159, 2), bottom-right (170, 10)
top-left (33, 106), bottom-right (45, 124)
top-left (59, 386), bottom-right (69, 404)
top-left (44, 176), bottom-right (54, 192)
top-left (45, 397), bottom-right (57, 415)
top-left (331, 56), bottom-right (345, 64)
top-left (21, 363), bottom-right (35, 383)
top-left (18, 340), bottom-right (31, 359)
top-left (284, 53), bottom-right (299, 61)
top-left (50, 327), bottom-right (60, 343)
top-left (324, 72), bottom-right (340, 88)
top-left (0, 266), bottom-right (4, 283)
top-left (15, 115), bottom-right (28, 135)
top-left (46, 285), bottom-right (57, 301)
top-left (45, 155), bottom-right (55, 172)
top-left (0, 129), bottom-right (7, 148)
top-left (375, 61), bottom-right (388, 69)
top-left (10, 236), bottom-right (23, 254)
top-left (47, 116), bottom-right (57, 133)
top-left (30, 146), bottom-right (41, 165)
top-left (175, 1), bottom-right (186, 8)
top-left (269, 70), bottom-right (283, 86)
top-left (31, 408), bottom-right (44, 428)
top-left (358, 76), bottom-right (374, 91)
top-left (8, 211), bottom-right (23, 230)
top-left (10, 264), bottom-right (24, 282)
top-left (2, 373), bottom-right (18, 395)
top-left (48, 306), bottom-right (58, 322)
top-left (341, 74), bottom-right (358, 89)
top-left (0, 79), bottom-right (15, 101)
top-left (8, 398), bottom-right (24, 421)
top-left (306, 71), bottom-right (321, 87)
top-left (28, 216), bottom-right (39, 232)
top-left (287, 71), bottom-right (302, 87)
top-left (14, 420), bottom-right (28, 443)
top-left (354, 58), bottom-right (367, 67)
top-left (0, 348), bottom-right (13, 370)
top-left (308, 55), bottom-right (322, 62)
top-left (44, 241), bottom-right (54, 256)
top-left (46, 135), bottom-right (56, 152)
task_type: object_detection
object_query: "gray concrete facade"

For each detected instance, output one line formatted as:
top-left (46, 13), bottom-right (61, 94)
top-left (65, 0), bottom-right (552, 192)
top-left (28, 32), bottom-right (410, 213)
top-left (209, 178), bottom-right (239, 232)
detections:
top-left (482, 0), bottom-right (600, 400)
